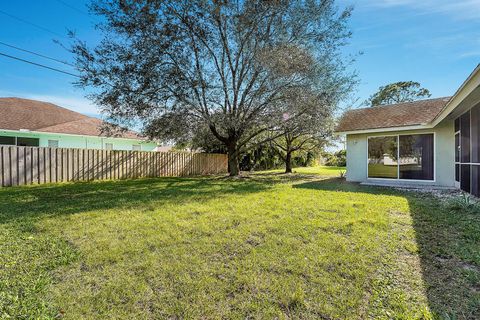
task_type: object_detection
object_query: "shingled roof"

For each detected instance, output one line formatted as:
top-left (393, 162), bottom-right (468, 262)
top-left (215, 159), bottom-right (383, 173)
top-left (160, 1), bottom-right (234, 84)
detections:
top-left (336, 97), bottom-right (451, 133)
top-left (0, 97), bottom-right (141, 139)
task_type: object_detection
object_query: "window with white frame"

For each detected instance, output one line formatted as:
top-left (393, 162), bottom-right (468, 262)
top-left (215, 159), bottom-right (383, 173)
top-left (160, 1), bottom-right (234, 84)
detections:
top-left (48, 140), bottom-right (59, 148)
top-left (368, 134), bottom-right (434, 180)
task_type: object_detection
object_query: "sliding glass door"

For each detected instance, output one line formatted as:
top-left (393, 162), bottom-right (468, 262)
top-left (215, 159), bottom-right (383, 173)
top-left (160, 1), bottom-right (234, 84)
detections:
top-left (368, 133), bottom-right (434, 181)
top-left (367, 136), bottom-right (398, 179)
top-left (399, 134), bottom-right (434, 180)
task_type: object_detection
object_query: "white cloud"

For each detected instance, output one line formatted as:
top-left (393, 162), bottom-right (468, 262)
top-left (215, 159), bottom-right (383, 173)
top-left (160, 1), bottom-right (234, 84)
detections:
top-left (358, 0), bottom-right (480, 20)
top-left (0, 90), bottom-right (99, 115)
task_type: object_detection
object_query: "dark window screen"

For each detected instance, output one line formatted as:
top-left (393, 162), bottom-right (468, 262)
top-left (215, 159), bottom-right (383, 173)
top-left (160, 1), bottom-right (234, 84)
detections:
top-left (460, 111), bottom-right (471, 163)
top-left (399, 134), bottom-right (434, 180)
top-left (16, 137), bottom-right (39, 147)
top-left (472, 104), bottom-right (480, 163)
top-left (455, 117), bottom-right (460, 132)
top-left (455, 164), bottom-right (460, 182)
top-left (461, 164), bottom-right (471, 193)
top-left (472, 166), bottom-right (479, 197)
top-left (455, 133), bottom-right (460, 162)
top-left (0, 136), bottom-right (16, 145)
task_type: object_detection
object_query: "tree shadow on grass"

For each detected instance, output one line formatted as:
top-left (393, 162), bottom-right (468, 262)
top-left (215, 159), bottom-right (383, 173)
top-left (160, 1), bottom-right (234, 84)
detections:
top-left (0, 176), bottom-right (272, 225)
top-left (294, 178), bottom-right (480, 319)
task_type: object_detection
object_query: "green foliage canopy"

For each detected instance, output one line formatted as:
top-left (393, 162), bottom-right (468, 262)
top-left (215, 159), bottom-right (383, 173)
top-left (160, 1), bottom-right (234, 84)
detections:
top-left (366, 81), bottom-right (431, 107)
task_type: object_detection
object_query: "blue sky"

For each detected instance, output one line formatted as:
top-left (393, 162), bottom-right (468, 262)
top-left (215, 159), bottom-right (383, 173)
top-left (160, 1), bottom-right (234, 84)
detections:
top-left (0, 0), bottom-right (479, 116)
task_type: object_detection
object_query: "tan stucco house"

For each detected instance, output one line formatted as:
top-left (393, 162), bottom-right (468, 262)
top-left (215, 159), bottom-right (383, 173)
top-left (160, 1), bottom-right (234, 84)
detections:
top-left (336, 64), bottom-right (480, 197)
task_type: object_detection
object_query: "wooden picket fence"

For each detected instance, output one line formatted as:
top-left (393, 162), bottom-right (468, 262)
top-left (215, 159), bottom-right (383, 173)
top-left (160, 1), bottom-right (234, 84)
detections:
top-left (0, 146), bottom-right (228, 187)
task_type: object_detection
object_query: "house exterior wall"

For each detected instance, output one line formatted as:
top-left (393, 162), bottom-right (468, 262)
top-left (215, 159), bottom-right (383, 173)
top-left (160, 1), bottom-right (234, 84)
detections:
top-left (0, 129), bottom-right (158, 151)
top-left (346, 133), bottom-right (367, 182)
top-left (345, 119), bottom-right (455, 187)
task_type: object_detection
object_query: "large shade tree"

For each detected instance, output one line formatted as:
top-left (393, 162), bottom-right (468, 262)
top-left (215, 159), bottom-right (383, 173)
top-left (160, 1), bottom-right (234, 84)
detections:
top-left (72, 0), bottom-right (354, 175)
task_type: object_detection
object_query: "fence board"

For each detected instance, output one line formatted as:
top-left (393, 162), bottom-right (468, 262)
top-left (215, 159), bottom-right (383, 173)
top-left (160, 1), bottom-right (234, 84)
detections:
top-left (61, 149), bottom-right (66, 182)
top-left (141, 151), bottom-right (145, 177)
top-left (127, 151), bottom-right (131, 179)
top-left (126, 151), bottom-right (131, 179)
top-left (17, 147), bottom-right (25, 185)
top-left (2, 147), bottom-right (10, 186)
top-left (10, 147), bottom-right (19, 186)
top-left (140, 151), bottom-right (144, 177)
top-left (124, 151), bottom-right (128, 179)
top-left (130, 151), bottom-right (135, 178)
top-left (89, 149), bottom-right (94, 181)
top-left (120, 151), bottom-right (124, 179)
top-left (104, 150), bottom-right (108, 179)
top-left (159, 152), bottom-right (165, 176)
top-left (0, 147), bottom-right (3, 187)
top-left (132, 151), bottom-right (137, 178)
top-left (79, 148), bottom-right (84, 180)
top-left (108, 150), bottom-right (113, 180)
top-left (98, 150), bottom-right (103, 180)
top-left (25, 147), bottom-right (32, 184)
top-left (44, 148), bottom-right (50, 184)
top-left (93, 149), bottom-right (99, 180)
top-left (105, 150), bottom-right (110, 180)
top-left (142, 151), bottom-right (146, 177)
top-left (114, 151), bottom-right (119, 180)
top-left (67, 149), bottom-right (73, 182)
top-left (0, 146), bottom-right (227, 187)
top-left (72, 149), bottom-right (78, 181)
top-left (38, 148), bottom-right (44, 183)
top-left (52, 148), bottom-right (58, 183)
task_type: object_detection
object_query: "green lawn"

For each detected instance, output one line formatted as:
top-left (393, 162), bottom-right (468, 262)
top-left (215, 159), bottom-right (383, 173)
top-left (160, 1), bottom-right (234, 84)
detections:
top-left (259, 165), bottom-right (345, 176)
top-left (1, 166), bottom-right (479, 319)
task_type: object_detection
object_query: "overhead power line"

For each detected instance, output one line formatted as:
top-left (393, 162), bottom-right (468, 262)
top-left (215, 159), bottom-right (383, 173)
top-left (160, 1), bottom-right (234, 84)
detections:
top-left (0, 52), bottom-right (80, 77)
top-left (0, 9), bottom-right (65, 38)
top-left (0, 41), bottom-right (74, 67)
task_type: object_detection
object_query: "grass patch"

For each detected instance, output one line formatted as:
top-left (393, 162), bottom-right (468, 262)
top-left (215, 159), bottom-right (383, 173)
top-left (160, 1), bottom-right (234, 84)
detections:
top-left (259, 165), bottom-right (346, 176)
top-left (0, 167), bottom-right (479, 319)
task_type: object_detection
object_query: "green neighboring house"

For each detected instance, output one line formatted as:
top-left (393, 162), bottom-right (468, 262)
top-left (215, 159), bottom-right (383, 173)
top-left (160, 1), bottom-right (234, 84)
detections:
top-left (0, 97), bottom-right (159, 151)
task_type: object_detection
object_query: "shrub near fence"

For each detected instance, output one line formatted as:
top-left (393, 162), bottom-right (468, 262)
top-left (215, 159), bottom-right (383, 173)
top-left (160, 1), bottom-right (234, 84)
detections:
top-left (0, 146), bottom-right (228, 187)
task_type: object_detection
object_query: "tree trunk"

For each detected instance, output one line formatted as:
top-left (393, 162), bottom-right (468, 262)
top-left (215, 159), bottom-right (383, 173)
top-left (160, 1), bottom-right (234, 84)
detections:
top-left (227, 144), bottom-right (240, 176)
top-left (285, 151), bottom-right (292, 173)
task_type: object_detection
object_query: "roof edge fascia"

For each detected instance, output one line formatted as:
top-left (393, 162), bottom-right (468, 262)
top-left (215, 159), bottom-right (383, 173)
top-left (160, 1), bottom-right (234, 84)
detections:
top-left (336, 123), bottom-right (431, 135)
top-left (0, 128), bottom-right (152, 143)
